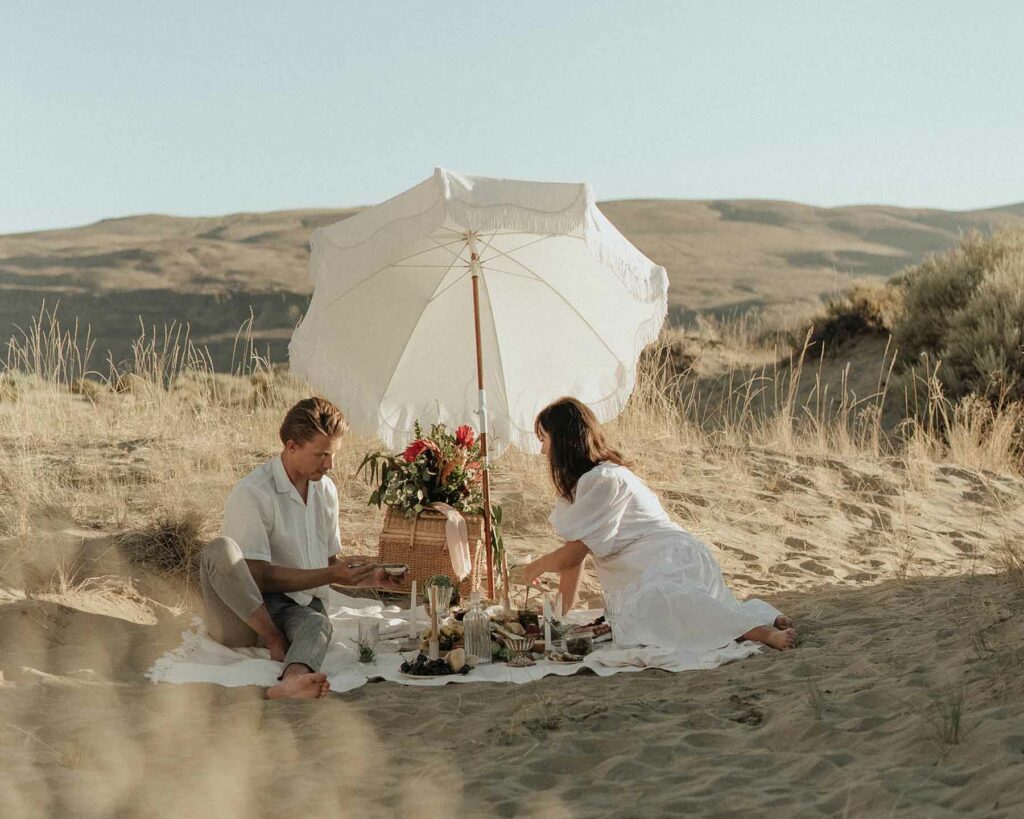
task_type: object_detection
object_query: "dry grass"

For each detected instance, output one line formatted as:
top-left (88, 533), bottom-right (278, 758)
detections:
top-left (993, 539), bottom-right (1024, 591)
top-left (118, 509), bottom-right (211, 590)
top-left (1, 306), bottom-right (1023, 608)
top-left (1, 305), bottom-right (1024, 818)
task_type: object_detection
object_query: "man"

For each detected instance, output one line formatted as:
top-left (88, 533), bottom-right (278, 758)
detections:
top-left (200, 396), bottom-right (391, 700)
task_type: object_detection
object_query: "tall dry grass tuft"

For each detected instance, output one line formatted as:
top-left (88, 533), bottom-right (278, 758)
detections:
top-left (118, 509), bottom-right (211, 590)
top-left (4, 302), bottom-right (97, 386)
top-left (993, 538), bottom-right (1024, 591)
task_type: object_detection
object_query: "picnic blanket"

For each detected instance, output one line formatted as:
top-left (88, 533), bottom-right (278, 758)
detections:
top-left (146, 589), bottom-right (764, 693)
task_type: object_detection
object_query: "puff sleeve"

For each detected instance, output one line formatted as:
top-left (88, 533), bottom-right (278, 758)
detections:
top-left (550, 467), bottom-right (631, 557)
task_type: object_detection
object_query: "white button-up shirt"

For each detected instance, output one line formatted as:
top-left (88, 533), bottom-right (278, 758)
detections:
top-left (222, 455), bottom-right (343, 606)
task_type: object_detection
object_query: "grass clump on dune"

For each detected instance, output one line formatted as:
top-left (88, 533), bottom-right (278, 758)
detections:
top-left (801, 230), bottom-right (1024, 400)
top-left (893, 230), bottom-right (1024, 372)
top-left (118, 509), bottom-right (211, 590)
top-left (791, 230), bottom-right (1024, 462)
top-left (802, 281), bottom-right (904, 355)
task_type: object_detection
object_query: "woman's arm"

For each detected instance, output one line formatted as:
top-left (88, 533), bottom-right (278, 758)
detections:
top-left (522, 540), bottom-right (589, 586)
top-left (558, 561), bottom-right (584, 616)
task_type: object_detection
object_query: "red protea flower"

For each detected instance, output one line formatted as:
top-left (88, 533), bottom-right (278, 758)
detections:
top-left (455, 425), bottom-right (476, 448)
top-left (402, 439), bottom-right (429, 463)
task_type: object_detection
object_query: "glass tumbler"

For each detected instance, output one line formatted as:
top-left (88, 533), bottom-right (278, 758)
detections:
top-left (357, 619), bottom-right (381, 663)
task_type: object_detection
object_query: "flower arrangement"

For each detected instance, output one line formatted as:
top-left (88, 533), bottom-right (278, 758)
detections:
top-left (358, 422), bottom-right (485, 516)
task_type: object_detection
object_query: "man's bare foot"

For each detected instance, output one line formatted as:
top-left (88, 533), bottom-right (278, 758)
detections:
top-left (266, 671), bottom-right (330, 700)
top-left (774, 615), bottom-right (793, 629)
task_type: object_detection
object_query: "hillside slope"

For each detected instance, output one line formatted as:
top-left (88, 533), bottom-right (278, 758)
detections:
top-left (2, 200), bottom-right (1022, 367)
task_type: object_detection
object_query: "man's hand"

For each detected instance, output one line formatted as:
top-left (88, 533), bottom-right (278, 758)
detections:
top-left (329, 555), bottom-right (405, 588)
top-left (367, 566), bottom-right (403, 589)
top-left (329, 559), bottom-right (377, 586)
top-left (266, 630), bottom-right (289, 662)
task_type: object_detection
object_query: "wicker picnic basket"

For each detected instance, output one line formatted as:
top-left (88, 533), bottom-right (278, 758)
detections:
top-left (376, 506), bottom-right (484, 598)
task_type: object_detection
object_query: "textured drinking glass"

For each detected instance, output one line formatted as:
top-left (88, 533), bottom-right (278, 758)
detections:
top-left (430, 585), bottom-right (454, 618)
top-left (357, 619), bottom-right (381, 663)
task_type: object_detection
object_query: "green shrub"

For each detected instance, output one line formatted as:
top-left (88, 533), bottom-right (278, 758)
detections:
top-left (895, 230), bottom-right (1024, 403)
top-left (797, 281), bottom-right (903, 353)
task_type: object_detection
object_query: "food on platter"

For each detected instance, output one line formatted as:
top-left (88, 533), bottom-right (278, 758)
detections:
top-left (565, 635), bottom-right (594, 656)
top-left (419, 621), bottom-right (464, 652)
top-left (447, 648), bottom-right (466, 672)
top-left (546, 650), bottom-right (584, 664)
top-left (567, 622), bottom-right (612, 643)
top-left (399, 652), bottom-right (470, 677)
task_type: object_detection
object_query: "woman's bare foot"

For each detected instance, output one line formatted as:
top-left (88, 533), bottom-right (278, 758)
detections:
top-left (742, 625), bottom-right (797, 651)
top-left (266, 671), bottom-right (330, 700)
top-left (774, 615), bottom-right (793, 629)
top-left (763, 627), bottom-right (797, 650)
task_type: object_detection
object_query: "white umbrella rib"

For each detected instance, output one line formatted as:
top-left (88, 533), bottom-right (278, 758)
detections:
top-left (376, 245), bottom-right (467, 410)
top-left (477, 262), bottom-right (513, 439)
top-left (321, 236), bottom-right (467, 311)
top-left (474, 233), bottom-right (626, 368)
top-left (478, 233), bottom-right (582, 266)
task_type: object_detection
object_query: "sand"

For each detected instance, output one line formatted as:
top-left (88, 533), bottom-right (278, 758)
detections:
top-left (2, 452), bottom-right (1023, 817)
top-left (2, 326), bottom-right (1024, 816)
top-left (1, 572), bottom-right (1022, 817)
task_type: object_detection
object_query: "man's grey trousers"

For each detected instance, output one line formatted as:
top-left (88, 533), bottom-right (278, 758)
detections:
top-left (200, 536), bottom-right (333, 675)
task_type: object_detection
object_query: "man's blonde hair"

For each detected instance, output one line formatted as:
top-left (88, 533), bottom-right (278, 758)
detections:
top-left (279, 397), bottom-right (349, 445)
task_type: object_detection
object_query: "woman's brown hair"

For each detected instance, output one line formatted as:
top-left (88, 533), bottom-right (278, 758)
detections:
top-left (534, 397), bottom-right (631, 502)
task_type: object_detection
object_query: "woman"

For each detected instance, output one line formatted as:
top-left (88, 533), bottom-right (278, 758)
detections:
top-left (522, 397), bottom-right (796, 658)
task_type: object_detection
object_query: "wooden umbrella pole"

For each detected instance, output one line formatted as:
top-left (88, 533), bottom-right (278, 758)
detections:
top-left (468, 234), bottom-right (495, 601)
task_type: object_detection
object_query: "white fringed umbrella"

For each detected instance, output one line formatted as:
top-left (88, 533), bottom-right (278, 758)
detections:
top-left (290, 167), bottom-right (668, 598)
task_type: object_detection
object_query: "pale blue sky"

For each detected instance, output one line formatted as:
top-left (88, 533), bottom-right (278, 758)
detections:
top-left (2, 1), bottom-right (1023, 234)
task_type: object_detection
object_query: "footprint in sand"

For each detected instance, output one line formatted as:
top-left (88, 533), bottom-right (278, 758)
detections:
top-left (716, 543), bottom-right (761, 564)
top-left (784, 536), bottom-right (813, 552)
top-left (799, 559), bottom-right (835, 577)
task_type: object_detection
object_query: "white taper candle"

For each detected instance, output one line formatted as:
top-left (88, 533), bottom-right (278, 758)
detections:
top-left (408, 580), bottom-right (418, 639)
top-left (543, 595), bottom-right (552, 654)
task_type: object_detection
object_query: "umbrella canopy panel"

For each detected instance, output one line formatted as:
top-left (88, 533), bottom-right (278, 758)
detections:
top-left (290, 168), bottom-right (668, 455)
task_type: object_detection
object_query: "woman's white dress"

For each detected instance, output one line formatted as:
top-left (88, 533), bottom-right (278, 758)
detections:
top-left (550, 462), bottom-right (781, 662)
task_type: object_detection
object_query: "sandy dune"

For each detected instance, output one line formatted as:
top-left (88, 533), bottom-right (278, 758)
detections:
top-left (2, 416), bottom-right (1023, 816)
top-left (2, 566), bottom-right (1022, 816)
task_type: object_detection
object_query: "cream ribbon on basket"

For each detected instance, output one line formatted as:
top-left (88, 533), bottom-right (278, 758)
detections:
top-left (423, 502), bottom-right (472, 580)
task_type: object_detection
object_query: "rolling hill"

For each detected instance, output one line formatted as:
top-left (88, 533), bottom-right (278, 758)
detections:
top-left (2, 199), bottom-right (1022, 369)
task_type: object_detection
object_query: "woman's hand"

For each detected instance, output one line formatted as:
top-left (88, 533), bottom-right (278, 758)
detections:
top-left (519, 557), bottom-right (547, 587)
